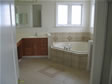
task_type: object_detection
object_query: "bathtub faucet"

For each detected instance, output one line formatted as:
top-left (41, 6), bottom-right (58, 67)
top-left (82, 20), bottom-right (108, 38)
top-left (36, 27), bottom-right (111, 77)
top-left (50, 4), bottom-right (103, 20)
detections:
top-left (64, 44), bottom-right (72, 51)
top-left (68, 44), bottom-right (72, 50)
top-left (35, 32), bottom-right (38, 37)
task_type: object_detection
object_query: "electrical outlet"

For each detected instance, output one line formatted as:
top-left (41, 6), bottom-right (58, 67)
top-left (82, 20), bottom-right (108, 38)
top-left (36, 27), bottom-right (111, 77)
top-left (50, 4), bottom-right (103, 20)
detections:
top-left (18, 79), bottom-right (24, 84)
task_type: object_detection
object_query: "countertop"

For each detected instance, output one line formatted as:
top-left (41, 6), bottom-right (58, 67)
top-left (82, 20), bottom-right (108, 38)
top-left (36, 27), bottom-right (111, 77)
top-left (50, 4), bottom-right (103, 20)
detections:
top-left (16, 35), bottom-right (48, 43)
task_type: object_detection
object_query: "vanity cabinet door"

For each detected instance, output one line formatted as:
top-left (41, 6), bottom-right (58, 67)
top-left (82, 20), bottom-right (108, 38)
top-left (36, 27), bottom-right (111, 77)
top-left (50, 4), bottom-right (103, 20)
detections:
top-left (40, 38), bottom-right (48, 55)
top-left (33, 38), bottom-right (39, 55)
top-left (34, 38), bottom-right (48, 56)
top-left (22, 38), bottom-right (35, 56)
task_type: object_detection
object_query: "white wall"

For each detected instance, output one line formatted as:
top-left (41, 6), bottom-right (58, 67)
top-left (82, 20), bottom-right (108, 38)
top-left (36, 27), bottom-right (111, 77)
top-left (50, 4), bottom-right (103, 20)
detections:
top-left (16, 1), bottom-right (91, 35)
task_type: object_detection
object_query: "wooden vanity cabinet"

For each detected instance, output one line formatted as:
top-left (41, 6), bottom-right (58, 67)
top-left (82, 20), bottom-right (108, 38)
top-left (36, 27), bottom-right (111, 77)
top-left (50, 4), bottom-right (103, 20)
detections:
top-left (22, 38), bottom-right (48, 56)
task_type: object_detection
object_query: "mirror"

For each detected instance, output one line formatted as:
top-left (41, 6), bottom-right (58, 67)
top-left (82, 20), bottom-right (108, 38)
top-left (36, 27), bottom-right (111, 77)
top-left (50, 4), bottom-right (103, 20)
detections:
top-left (16, 13), bottom-right (28, 25)
top-left (15, 4), bottom-right (42, 28)
top-left (33, 5), bottom-right (41, 27)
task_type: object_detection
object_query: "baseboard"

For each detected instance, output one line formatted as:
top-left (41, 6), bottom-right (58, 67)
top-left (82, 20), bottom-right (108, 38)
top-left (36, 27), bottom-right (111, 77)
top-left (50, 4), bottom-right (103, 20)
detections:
top-left (22, 56), bottom-right (48, 59)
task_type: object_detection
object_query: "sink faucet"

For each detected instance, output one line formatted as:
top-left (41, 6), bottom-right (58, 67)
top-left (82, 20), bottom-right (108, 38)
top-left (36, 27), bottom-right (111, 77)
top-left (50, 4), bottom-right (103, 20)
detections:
top-left (35, 32), bottom-right (38, 37)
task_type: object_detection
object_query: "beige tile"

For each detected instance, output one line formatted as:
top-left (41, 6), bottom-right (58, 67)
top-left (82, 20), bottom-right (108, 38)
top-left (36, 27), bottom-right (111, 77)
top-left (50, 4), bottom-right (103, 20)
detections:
top-left (19, 58), bottom-right (90, 84)
top-left (63, 52), bottom-right (72, 67)
top-left (50, 32), bottom-right (91, 42)
top-left (71, 54), bottom-right (80, 69)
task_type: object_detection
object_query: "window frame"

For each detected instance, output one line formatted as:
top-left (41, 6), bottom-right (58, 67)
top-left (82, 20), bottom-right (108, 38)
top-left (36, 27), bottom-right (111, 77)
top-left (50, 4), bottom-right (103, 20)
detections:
top-left (90, 4), bottom-right (95, 28)
top-left (56, 2), bottom-right (83, 27)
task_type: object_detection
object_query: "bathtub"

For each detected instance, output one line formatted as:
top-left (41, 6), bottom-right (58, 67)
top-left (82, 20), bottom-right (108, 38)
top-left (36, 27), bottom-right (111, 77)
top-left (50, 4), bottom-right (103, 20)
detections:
top-left (52, 42), bottom-right (88, 54)
top-left (50, 42), bottom-right (89, 70)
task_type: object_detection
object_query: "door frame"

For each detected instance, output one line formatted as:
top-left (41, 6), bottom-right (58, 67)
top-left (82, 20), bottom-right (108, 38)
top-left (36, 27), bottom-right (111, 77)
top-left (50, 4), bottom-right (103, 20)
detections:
top-left (90, 0), bottom-right (108, 84)
top-left (0, 1), bottom-right (19, 84)
top-left (100, 2), bottom-right (112, 84)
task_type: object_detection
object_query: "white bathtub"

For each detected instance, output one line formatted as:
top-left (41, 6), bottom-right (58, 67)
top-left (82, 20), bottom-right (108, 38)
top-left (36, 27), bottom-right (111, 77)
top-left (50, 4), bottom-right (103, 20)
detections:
top-left (52, 42), bottom-right (88, 54)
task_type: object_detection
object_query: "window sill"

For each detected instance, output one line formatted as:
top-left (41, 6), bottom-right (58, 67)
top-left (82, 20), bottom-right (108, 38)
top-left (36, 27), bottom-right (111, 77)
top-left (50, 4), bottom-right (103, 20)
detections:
top-left (56, 25), bottom-right (83, 28)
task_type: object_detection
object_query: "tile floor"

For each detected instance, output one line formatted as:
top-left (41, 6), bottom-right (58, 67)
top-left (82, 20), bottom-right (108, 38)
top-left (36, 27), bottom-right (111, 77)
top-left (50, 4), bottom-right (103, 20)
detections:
top-left (19, 58), bottom-right (90, 84)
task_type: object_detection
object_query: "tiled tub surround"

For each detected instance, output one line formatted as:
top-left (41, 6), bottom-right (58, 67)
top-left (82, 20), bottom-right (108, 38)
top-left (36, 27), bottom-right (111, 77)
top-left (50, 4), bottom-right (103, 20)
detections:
top-left (50, 42), bottom-right (88, 70)
top-left (50, 32), bottom-right (91, 42)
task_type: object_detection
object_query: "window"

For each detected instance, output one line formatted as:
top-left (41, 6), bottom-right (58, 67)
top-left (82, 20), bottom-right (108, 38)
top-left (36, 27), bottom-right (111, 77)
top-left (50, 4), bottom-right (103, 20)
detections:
top-left (57, 5), bottom-right (68, 25)
top-left (56, 3), bottom-right (82, 27)
top-left (71, 5), bottom-right (82, 25)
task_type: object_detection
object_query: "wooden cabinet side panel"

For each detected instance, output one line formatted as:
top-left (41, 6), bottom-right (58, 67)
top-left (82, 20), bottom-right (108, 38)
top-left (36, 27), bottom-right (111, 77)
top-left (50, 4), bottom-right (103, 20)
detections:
top-left (17, 40), bottom-right (23, 59)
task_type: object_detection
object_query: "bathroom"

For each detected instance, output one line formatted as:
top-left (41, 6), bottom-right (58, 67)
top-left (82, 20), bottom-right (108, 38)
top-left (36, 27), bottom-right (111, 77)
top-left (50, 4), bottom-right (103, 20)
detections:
top-left (16, 0), bottom-right (95, 84)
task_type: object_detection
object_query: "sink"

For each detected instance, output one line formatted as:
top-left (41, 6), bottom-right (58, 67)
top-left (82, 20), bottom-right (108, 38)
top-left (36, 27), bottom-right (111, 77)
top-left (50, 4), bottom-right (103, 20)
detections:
top-left (28, 35), bottom-right (47, 38)
top-left (28, 36), bottom-right (37, 38)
